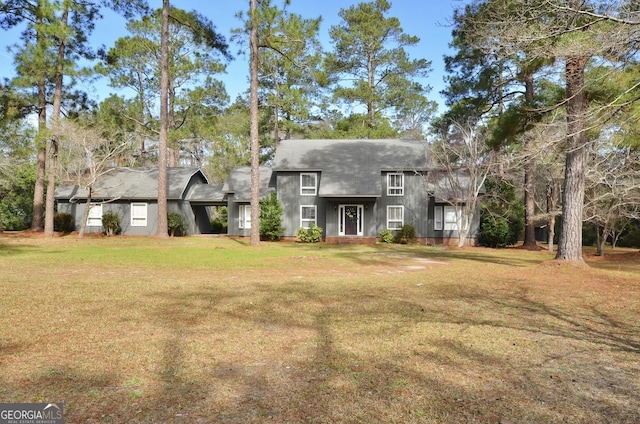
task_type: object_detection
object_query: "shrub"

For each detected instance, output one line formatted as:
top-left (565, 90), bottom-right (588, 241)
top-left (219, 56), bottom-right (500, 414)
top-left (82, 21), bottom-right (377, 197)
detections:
top-left (481, 216), bottom-right (511, 248)
top-left (259, 192), bottom-right (284, 241)
top-left (211, 206), bottom-right (228, 234)
top-left (379, 229), bottom-right (394, 244)
top-left (617, 221), bottom-right (640, 248)
top-left (101, 211), bottom-right (121, 236)
top-left (210, 220), bottom-right (227, 234)
top-left (54, 212), bottom-right (75, 233)
top-left (296, 224), bottom-right (323, 243)
top-left (480, 177), bottom-right (525, 245)
top-left (168, 212), bottom-right (187, 237)
top-left (393, 224), bottom-right (416, 244)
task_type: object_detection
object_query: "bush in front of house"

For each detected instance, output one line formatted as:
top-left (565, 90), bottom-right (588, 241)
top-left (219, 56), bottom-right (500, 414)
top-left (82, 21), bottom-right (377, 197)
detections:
top-left (259, 192), bottom-right (284, 241)
top-left (101, 211), bottom-right (121, 236)
top-left (211, 206), bottom-right (228, 234)
top-left (167, 212), bottom-right (187, 237)
top-left (296, 224), bottom-right (323, 243)
top-left (480, 177), bottom-right (525, 247)
top-left (393, 224), bottom-right (416, 244)
top-left (481, 215), bottom-right (511, 248)
top-left (379, 229), bottom-right (394, 243)
top-left (54, 212), bottom-right (75, 233)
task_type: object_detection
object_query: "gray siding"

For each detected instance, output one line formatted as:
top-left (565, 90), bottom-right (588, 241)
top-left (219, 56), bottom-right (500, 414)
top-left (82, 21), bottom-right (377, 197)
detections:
top-left (57, 199), bottom-right (213, 236)
top-left (58, 200), bottom-right (159, 236)
top-left (276, 171), bottom-right (435, 239)
top-left (375, 172), bottom-right (430, 237)
top-left (226, 194), bottom-right (252, 237)
top-left (276, 172), bottom-right (325, 237)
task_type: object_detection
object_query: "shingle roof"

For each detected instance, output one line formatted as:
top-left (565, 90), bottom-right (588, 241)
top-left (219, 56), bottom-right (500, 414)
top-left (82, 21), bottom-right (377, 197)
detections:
top-left (54, 167), bottom-right (208, 201)
top-left (222, 166), bottom-right (275, 202)
top-left (187, 183), bottom-right (226, 203)
top-left (272, 139), bottom-right (431, 197)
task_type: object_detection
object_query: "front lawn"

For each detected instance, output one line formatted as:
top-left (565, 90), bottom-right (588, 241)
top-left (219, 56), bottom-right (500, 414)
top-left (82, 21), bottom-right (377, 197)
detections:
top-left (0, 235), bottom-right (638, 423)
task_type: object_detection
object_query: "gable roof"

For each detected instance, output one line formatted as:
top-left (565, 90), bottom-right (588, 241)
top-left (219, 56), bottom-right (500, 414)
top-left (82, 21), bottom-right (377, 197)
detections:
top-left (272, 139), bottom-right (431, 197)
top-left (222, 166), bottom-right (275, 202)
top-left (187, 183), bottom-right (226, 204)
top-left (54, 167), bottom-right (208, 201)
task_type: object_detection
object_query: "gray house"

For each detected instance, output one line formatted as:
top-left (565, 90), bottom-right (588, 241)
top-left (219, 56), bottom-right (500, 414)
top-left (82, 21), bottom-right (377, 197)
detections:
top-left (53, 140), bottom-right (480, 244)
top-left (270, 138), bottom-right (480, 245)
top-left (54, 167), bottom-right (224, 236)
top-left (223, 166), bottom-right (275, 237)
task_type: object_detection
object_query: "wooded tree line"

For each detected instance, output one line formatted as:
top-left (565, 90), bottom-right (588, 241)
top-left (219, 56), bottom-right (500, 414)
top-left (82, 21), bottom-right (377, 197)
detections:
top-left (1, 0), bottom-right (639, 260)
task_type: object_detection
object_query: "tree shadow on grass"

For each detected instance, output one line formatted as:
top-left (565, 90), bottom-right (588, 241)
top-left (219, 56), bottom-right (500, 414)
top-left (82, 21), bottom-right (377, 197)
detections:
top-left (3, 275), bottom-right (637, 423)
top-left (0, 240), bottom-right (42, 257)
top-left (133, 280), bottom-right (639, 423)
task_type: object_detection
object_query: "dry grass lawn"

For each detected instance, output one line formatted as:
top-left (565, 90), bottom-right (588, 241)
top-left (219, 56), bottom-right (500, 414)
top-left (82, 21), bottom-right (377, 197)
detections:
top-left (0, 234), bottom-right (638, 423)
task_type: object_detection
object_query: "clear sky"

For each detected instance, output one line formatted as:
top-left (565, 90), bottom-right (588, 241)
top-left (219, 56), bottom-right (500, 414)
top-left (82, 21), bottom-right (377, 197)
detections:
top-left (1, 0), bottom-right (464, 113)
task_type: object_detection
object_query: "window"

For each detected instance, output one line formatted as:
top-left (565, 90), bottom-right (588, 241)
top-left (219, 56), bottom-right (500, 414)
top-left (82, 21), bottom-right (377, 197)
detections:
top-left (300, 205), bottom-right (317, 229)
top-left (444, 206), bottom-right (460, 230)
top-left (434, 206), bottom-right (443, 231)
top-left (387, 173), bottom-right (404, 196)
top-left (239, 204), bottom-right (251, 229)
top-left (387, 206), bottom-right (404, 230)
top-left (131, 203), bottom-right (148, 227)
top-left (87, 204), bottom-right (102, 227)
top-left (300, 173), bottom-right (317, 196)
top-left (435, 205), bottom-right (460, 231)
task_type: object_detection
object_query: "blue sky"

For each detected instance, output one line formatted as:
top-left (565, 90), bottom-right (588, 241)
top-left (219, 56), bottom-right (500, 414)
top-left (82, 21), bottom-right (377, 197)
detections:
top-left (1, 0), bottom-right (464, 113)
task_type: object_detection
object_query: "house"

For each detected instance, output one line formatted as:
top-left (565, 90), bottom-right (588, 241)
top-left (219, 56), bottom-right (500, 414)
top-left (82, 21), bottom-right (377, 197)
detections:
top-left (223, 166), bottom-right (275, 237)
top-left (54, 139), bottom-right (480, 244)
top-left (54, 167), bottom-right (225, 236)
top-left (265, 138), bottom-right (479, 245)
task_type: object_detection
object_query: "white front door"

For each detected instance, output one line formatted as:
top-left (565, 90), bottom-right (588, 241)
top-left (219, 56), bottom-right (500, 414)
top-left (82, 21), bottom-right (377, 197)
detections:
top-left (339, 204), bottom-right (363, 236)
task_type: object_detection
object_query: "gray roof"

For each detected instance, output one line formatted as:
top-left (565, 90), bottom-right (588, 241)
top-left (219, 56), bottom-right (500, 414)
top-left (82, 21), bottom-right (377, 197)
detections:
top-left (427, 169), bottom-right (484, 202)
top-left (54, 167), bottom-right (209, 201)
top-left (187, 183), bottom-right (226, 203)
top-left (273, 139), bottom-right (431, 197)
top-left (223, 166), bottom-right (275, 202)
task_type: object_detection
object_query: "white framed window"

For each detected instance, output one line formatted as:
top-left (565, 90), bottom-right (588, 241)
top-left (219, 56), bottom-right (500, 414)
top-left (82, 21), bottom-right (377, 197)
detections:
top-left (387, 205), bottom-right (404, 230)
top-left (387, 173), bottom-right (404, 196)
top-left (131, 202), bottom-right (148, 227)
top-left (86, 203), bottom-right (103, 227)
top-left (300, 173), bottom-right (317, 196)
top-left (300, 205), bottom-right (317, 229)
top-left (239, 204), bottom-right (251, 229)
top-left (444, 206), bottom-right (460, 230)
top-left (434, 205), bottom-right (443, 231)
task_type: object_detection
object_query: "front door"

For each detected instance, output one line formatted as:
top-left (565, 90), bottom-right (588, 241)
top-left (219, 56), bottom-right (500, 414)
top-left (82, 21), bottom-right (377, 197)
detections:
top-left (339, 204), bottom-right (363, 236)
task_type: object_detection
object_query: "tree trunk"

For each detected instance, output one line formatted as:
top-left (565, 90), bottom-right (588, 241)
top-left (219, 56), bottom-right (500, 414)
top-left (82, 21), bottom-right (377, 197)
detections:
top-left (367, 54), bottom-right (375, 129)
top-left (457, 205), bottom-right (473, 247)
top-left (156, 0), bottom-right (170, 238)
top-left (168, 77), bottom-right (178, 167)
top-left (274, 104), bottom-right (280, 150)
top-left (32, 123), bottom-right (46, 232)
top-left (547, 215), bottom-right (556, 253)
top-left (555, 55), bottom-right (587, 262)
top-left (44, 4), bottom-right (69, 238)
top-left (30, 10), bottom-right (47, 232)
top-left (78, 189), bottom-right (93, 239)
top-left (546, 177), bottom-right (558, 253)
top-left (522, 70), bottom-right (537, 249)
top-left (249, 0), bottom-right (260, 246)
top-left (596, 225), bottom-right (606, 257)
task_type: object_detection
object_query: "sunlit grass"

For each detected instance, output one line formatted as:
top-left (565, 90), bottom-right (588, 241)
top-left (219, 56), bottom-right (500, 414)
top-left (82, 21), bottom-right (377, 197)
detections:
top-left (0, 235), bottom-right (638, 423)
